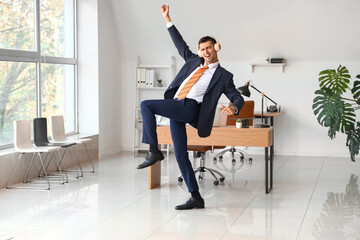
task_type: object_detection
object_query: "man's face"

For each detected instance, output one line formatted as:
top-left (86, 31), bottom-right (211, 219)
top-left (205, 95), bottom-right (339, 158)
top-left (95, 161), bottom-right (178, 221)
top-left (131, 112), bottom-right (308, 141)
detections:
top-left (198, 41), bottom-right (218, 65)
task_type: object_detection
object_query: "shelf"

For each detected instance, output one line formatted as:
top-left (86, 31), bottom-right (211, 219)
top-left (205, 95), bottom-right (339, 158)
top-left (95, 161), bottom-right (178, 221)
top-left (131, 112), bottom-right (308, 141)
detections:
top-left (250, 63), bottom-right (285, 73)
top-left (136, 87), bottom-right (167, 90)
top-left (134, 56), bottom-right (176, 152)
top-left (138, 64), bottom-right (171, 69)
top-left (134, 145), bottom-right (171, 152)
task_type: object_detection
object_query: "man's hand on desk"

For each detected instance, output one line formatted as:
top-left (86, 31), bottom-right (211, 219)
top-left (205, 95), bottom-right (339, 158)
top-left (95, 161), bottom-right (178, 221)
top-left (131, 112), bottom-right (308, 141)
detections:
top-left (220, 104), bottom-right (237, 115)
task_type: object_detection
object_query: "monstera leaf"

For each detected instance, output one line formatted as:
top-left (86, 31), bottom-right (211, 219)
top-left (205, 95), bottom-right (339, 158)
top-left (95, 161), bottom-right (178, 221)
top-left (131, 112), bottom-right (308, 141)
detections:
top-left (346, 122), bottom-right (360, 162)
top-left (351, 75), bottom-right (360, 105)
top-left (339, 102), bottom-right (356, 133)
top-left (313, 88), bottom-right (343, 138)
top-left (314, 66), bottom-right (360, 161)
top-left (319, 65), bottom-right (351, 94)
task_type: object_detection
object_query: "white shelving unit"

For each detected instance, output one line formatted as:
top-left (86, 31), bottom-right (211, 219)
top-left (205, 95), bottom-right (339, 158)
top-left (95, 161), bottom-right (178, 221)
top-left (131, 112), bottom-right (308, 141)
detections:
top-left (133, 56), bottom-right (176, 152)
top-left (250, 63), bottom-right (285, 73)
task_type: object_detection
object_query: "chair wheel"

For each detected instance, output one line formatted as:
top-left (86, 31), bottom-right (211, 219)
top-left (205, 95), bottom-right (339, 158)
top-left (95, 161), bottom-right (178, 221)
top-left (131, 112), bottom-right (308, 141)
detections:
top-left (219, 155), bottom-right (223, 160)
top-left (178, 177), bottom-right (183, 182)
top-left (199, 176), bottom-right (203, 180)
top-left (240, 155), bottom-right (244, 160)
top-left (219, 177), bottom-right (225, 182)
top-left (214, 181), bottom-right (219, 185)
top-left (232, 159), bottom-right (236, 164)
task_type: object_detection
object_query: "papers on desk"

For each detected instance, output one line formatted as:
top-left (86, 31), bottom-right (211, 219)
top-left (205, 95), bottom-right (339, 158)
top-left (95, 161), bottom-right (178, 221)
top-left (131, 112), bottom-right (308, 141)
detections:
top-left (213, 105), bottom-right (221, 127)
top-left (156, 115), bottom-right (170, 126)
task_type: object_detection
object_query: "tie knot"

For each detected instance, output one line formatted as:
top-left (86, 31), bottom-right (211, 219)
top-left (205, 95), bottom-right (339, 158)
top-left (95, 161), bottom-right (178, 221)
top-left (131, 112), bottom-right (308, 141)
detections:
top-left (203, 65), bottom-right (209, 70)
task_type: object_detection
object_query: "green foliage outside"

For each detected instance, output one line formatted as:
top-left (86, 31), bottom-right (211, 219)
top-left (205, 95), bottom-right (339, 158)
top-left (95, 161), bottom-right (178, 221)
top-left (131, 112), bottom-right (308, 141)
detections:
top-left (0, 0), bottom-right (73, 145)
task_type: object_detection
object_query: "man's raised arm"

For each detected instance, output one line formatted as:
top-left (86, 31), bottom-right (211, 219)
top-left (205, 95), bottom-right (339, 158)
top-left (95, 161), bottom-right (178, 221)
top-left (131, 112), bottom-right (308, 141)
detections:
top-left (160, 4), bottom-right (171, 23)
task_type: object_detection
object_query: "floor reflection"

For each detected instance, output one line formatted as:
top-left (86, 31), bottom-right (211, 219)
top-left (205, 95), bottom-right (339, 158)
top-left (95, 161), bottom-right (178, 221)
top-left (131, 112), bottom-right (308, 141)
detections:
top-left (313, 174), bottom-right (360, 239)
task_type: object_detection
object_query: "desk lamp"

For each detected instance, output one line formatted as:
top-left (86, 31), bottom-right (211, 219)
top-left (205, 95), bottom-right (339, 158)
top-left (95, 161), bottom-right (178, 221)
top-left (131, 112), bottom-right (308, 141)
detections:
top-left (237, 81), bottom-right (279, 128)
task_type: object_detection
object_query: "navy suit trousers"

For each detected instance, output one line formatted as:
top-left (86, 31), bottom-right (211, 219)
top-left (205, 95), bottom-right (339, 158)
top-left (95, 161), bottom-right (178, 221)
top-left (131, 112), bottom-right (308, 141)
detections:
top-left (140, 98), bottom-right (200, 192)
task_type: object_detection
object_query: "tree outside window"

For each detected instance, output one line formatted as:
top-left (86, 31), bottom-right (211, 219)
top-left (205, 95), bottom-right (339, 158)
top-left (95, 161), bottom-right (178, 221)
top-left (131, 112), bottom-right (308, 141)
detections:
top-left (0, 0), bottom-right (76, 147)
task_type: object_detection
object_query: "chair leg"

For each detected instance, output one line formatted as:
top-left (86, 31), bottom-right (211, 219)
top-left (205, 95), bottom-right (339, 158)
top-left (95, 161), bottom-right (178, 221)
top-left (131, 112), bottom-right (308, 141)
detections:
top-left (42, 152), bottom-right (54, 175)
top-left (72, 146), bottom-right (83, 177)
top-left (37, 153), bottom-right (51, 190)
top-left (6, 153), bottom-right (50, 190)
top-left (41, 151), bottom-right (68, 184)
top-left (83, 143), bottom-right (95, 173)
top-left (234, 149), bottom-right (253, 161)
top-left (6, 153), bottom-right (24, 189)
top-left (26, 152), bottom-right (66, 185)
top-left (214, 146), bottom-right (253, 165)
top-left (44, 151), bottom-right (68, 184)
top-left (23, 153), bottom-right (37, 183)
top-left (213, 147), bottom-right (233, 161)
top-left (203, 168), bottom-right (219, 181)
top-left (204, 167), bottom-right (225, 180)
top-left (196, 153), bottom-right (225, 184)
top-left (24, 153), bottom-right (50, 182)
top-left (57, 150), bottom-right (69, 183)
top-left (178, 151), bottom-right (225, 185)
top-left (57, 148), bottom-right (81, 178)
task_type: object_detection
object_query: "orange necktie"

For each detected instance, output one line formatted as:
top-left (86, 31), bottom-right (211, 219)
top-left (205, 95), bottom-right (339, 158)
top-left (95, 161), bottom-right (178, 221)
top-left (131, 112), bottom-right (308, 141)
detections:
top-left (177, 65), bottom-right (209, 100)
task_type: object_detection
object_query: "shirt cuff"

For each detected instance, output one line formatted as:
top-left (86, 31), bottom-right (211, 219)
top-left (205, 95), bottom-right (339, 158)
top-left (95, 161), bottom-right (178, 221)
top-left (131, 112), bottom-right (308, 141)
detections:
top-left (166, 22), bottom-right (173, 28)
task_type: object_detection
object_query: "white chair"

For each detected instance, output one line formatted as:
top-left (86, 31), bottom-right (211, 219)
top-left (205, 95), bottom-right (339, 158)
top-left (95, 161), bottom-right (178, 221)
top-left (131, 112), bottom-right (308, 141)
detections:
top-left (50, 115), bottom-right (95, 176)
top-left (6, 120), bottom-right (65, 190)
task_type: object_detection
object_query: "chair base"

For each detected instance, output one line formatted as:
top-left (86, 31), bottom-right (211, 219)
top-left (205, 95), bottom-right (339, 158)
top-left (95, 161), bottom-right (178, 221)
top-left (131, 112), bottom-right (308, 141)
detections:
top-left (213, 146), bottom-right (253, 164)
top-left (178, 151), bottom-right (225, 185)
top-left (213, 147), bottom-right (253, 174)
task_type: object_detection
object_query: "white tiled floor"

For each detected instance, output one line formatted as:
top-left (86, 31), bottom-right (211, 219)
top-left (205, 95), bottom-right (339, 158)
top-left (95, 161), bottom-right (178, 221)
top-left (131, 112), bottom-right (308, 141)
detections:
top-left (0, 150), bottom-right (359, 240)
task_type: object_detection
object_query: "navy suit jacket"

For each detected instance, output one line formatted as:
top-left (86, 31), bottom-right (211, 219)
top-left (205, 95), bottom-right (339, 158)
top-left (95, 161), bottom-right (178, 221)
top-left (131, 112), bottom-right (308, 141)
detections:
top-left (164, 25), bottom-right (244, 138)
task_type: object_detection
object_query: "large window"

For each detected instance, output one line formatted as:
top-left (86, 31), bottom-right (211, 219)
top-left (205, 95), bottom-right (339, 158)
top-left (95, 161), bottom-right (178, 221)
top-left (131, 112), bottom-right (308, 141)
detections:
top-left (0, 0), bottom-right (77, 147)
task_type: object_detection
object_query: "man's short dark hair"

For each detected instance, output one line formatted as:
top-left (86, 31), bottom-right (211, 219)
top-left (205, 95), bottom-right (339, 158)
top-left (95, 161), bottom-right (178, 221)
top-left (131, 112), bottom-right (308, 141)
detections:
top-left (198, 36), bottom-right (216, 46)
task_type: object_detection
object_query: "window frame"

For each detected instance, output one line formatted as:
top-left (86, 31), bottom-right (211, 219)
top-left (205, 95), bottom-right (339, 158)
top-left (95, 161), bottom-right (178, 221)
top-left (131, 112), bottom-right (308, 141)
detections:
top-left (0, 0), bottom-right (78, 149)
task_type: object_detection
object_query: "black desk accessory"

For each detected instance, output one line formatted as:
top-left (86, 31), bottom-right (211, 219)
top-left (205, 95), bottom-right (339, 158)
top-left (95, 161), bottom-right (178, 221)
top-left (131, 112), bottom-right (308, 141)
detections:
top-left (237, 81), bottom-right (279, 128)
top-left (266, 58), bottom-right (285, 64)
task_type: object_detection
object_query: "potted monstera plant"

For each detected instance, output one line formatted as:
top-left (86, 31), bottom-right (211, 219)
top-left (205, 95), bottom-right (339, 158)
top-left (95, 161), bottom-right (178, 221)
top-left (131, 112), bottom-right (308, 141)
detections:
top-left (312, 65), bottom-right (360, 162)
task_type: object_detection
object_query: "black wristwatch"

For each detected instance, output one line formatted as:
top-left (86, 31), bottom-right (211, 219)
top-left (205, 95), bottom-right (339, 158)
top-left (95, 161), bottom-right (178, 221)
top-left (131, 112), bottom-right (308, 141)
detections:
top-left (231, 106), bottom-right (238, 114)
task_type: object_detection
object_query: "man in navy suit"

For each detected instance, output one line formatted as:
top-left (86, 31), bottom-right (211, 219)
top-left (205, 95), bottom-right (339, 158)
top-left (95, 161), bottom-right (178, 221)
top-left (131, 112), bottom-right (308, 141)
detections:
top-left (137, 4), bottom-right (244, 210)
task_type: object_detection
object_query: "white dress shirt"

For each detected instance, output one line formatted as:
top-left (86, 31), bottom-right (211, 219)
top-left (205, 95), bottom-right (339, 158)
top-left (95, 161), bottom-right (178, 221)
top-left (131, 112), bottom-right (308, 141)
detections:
top-left (174, 62), bottom-right (219, 103)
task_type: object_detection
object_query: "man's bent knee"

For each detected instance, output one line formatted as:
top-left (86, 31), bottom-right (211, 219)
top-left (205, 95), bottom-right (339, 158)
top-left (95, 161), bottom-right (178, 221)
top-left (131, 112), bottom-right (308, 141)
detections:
top-left (140, 100), bottom-right (151, 111)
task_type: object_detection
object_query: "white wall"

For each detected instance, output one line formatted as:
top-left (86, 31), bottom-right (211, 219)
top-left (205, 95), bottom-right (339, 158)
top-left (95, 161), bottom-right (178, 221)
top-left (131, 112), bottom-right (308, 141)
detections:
top-left (77, 0), bottom-right (124, 157)
top-left (98, 0), bottom-right (123, 156)
top-left (219, 60), bottom-right (360, 156)
top-left (78, 0), bottom-right (99, 135)
top-left (104, 0), bottom-right (360, 158)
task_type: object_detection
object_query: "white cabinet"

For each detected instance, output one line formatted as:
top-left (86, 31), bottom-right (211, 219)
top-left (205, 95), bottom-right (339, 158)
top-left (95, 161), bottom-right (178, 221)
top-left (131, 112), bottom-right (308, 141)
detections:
top-left (133, 56), bottom-right (176, 152)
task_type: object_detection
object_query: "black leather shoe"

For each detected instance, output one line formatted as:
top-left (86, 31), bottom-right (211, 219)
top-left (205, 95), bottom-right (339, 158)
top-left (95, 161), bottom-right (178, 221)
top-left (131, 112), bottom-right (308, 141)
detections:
top-left (175, 197), bottom-right (205, 210)
top-left (136, 152), bottom-right (164, 169)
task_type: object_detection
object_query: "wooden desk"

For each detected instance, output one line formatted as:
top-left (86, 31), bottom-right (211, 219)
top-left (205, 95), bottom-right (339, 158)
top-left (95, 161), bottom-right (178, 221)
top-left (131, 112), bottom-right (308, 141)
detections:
top-left (254, 111), bottom-right (283, 157)
top-left (254, 111), bottom-right (283, 126)
top-left (149, 126), bottom-right (274, 193)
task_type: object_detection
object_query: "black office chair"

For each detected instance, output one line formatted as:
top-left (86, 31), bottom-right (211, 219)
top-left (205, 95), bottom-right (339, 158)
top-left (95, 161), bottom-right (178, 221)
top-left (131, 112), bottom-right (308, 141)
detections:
top-left (33, 118), bottom-right (81, 178)
top-left (178, 145), bottom-right (225, 185)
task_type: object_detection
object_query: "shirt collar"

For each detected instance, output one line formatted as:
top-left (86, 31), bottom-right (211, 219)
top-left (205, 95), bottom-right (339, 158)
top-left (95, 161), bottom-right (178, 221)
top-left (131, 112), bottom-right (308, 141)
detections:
top-left (202, 61), bottom-right (219, 69)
